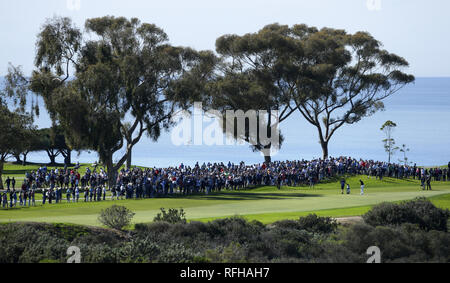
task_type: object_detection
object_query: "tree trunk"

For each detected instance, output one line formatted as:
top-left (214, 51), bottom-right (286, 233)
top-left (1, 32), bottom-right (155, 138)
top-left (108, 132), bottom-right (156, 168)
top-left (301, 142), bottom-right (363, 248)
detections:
top-left (46, 149), bottom-right (60, 165)
top-left (49, 154), bottom-right (56, 165)
top-left (321, 140), bottom-right (329, 160)
top-left (61, 149), bottom-right (72, 166)
top-left (22, 152), bottom-right (28, 166)
top-left (105, 154), bottom-right (117, 190)
top-left (264, 155), bottom-right (272, 164)
top-left (126, 148), bottom-right (132, 170)
top-left (14, 154), bottom-right (21, 164)
top-left (0, 161), bottom-right (4, 190)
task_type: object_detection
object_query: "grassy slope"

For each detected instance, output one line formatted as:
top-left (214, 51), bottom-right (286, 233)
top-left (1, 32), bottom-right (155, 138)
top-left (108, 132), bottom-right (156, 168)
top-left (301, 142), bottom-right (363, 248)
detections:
top-left (1, 163), bottom-right (450, 226)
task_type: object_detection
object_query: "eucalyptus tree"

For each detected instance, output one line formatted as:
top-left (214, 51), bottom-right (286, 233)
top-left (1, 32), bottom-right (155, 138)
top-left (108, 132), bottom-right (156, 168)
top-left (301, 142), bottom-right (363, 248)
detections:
top-left (36, 127), bottom-right (73, 165)
top-left (12, 128), bottom-right (41, 166)
top-left (212, 24), bottom-right (414, 160)
top-left (0, 66), bottom-right (35, 183)
top-left (207, 72), bottom-right (284, 163)
top-left (210, 24), bottom-right (302, 162)
top-left (9, 16), bottom-right (215, 187)
top-left (0, 105), bottom-right (34, 187)
top-left (288, 26), bottom-right (414, 159)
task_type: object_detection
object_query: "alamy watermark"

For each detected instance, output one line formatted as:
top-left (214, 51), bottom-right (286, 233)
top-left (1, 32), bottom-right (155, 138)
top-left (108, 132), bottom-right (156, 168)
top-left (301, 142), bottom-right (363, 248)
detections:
top-left (67, 0), bottom-right (81, 11)
top-left (170, 102), bottom-right (281, 158)
top-left (367, 246), bottom-right (381, 263)
top-left (67, 246), bottom-right (81, 263)
top-left (366, 0), bottom-right (382, 11)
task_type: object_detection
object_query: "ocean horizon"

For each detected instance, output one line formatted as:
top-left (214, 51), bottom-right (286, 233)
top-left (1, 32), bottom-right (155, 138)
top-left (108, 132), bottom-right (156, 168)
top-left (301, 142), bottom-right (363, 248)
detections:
top-left (3, 77), bottom-right (450, 168)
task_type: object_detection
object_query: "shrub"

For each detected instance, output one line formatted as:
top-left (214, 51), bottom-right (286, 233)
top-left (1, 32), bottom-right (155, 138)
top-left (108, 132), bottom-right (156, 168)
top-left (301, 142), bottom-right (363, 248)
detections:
top-left (297, 214), bottom-right (338, 234)
top-left (205, 242), bottom-right (249, 263)
top-left (363, 197), bottom-right (450, 231)
top-left (156, 243), bottom-right (198, 263)
top-left (80, 244), bottom-right (119, 263)
top-left (50, 223), bottom-right (89, 241)
top-left (207, 216), bottom-right (264, 244)
top-left (98, 205), bottom-right (135, 231)
top-left (135, 221), bottom-right (171, 235)
top-left (153, 208), bottom-right (187, 224)
top-left (0, 223), bottom-right (68, 263)
top-left (117, 237), bottom-right (160, 263)
top-left (273, 214), bottom-right (338, 234)
top-left (259, 228), bottom-right (312, 259)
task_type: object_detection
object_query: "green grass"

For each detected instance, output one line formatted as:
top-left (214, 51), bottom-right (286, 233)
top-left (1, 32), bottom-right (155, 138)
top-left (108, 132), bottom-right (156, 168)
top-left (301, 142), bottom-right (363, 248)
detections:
top-left (1, 164), bottom-right (450, 227)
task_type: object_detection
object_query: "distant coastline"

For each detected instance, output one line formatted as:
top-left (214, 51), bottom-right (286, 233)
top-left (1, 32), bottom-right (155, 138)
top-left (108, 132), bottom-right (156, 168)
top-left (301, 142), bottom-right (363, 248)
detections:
top-left (1, 77), bottom-right (450, 168)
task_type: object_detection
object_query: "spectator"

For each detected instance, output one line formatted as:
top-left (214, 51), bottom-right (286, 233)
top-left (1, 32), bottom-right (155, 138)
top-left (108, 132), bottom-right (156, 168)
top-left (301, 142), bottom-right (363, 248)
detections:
top-left (5, 177), bottom-right (11, 190)
top-left (5, 156), bottom-right (432, 207)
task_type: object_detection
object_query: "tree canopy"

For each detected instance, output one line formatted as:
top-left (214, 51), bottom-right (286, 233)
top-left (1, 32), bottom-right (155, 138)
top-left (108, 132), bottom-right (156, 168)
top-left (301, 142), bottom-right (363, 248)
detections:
top-left (0, 100), bottom-right (34, 188)
top-left (3, 18), bottom-right (415, 171)
top-left (11, 16), bottom-right (216, 186)
top-left (210, 23), bottom-right (414, 159)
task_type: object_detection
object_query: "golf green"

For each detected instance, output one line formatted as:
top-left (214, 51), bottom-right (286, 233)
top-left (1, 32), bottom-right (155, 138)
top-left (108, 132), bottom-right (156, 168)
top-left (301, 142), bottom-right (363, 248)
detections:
top-left (1, 175), bottom-right (450, 227)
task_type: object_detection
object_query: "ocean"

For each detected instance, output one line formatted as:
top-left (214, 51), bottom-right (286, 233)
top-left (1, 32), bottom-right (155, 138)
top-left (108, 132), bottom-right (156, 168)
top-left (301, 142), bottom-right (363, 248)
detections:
top-left (5, 77), bottom-right (450, 168)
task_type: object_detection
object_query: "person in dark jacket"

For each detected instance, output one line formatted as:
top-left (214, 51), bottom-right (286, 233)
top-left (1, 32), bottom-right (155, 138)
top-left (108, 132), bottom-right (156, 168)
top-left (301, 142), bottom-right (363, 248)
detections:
top-left (5, 177), bottom-right (11, 190)
top-left (340, 178), bottom-right (346, 194)
top-left (426, 175), bottom-right (432, 191)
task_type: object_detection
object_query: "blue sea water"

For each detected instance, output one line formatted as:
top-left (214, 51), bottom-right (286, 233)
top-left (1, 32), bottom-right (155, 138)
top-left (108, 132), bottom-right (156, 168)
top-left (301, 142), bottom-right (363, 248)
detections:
top-left (4, 77), bottom-right (450, 167)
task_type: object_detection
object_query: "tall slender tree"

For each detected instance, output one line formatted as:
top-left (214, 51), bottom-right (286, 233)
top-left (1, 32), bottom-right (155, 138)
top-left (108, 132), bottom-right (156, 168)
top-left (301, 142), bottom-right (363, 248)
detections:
top-left (381, 120), bottom-right (399, 163)
top-left (398, 144), bottom-right (410, 166)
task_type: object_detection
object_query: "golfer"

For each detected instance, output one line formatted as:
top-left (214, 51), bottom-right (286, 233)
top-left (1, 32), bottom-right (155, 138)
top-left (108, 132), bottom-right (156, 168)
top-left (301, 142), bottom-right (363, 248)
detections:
top-left (340, 178), bottom-right (346, 194)
top-left (360, 180), bottom-right (365, 195)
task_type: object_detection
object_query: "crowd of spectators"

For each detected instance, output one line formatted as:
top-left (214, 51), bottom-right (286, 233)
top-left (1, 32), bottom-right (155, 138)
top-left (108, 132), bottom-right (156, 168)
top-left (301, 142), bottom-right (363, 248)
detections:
top-left (1, 157), bottom-right (449, 208)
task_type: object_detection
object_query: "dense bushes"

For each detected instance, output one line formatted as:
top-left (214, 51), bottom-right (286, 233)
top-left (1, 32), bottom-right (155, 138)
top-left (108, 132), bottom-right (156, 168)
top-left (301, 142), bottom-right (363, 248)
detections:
top-left (1, 201), bottom-right (449, 263)
top-left (273, 214), bottom-right (338, 234)
top-left (153, 208), bottom-right (187, 224)
top-left (363, 197), bottom-right (450, 231)
top-left (0, 222), bottom-right (126, 263)
top-left (343, 223), bottom-right (450, 262)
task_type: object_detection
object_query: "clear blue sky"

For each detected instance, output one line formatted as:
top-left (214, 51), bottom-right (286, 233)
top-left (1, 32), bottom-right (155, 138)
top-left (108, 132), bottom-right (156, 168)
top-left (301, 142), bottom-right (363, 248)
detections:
top-left (1, 0), bottom-right (450, 77)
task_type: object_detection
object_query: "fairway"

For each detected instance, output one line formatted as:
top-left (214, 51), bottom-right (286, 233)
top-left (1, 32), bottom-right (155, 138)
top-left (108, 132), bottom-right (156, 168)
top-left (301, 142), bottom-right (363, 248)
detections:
top-left (2, 175), bottom-right (450, 227)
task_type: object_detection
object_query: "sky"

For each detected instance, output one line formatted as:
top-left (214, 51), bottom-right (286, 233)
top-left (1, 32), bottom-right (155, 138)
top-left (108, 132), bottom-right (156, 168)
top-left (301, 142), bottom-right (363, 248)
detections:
top-left (1, 0), bottom-right (449, 167)
top-left (1, 0), bottom-right (450, 77)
